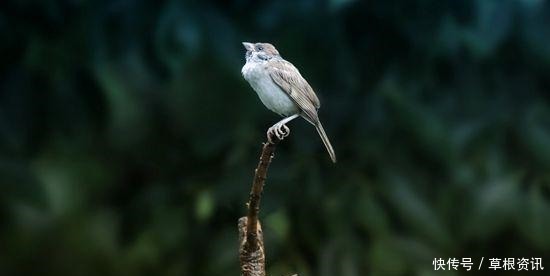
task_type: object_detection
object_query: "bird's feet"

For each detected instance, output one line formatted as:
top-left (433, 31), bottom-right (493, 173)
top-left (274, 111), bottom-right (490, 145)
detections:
top-left (267, 122), bottom-right (290, 144)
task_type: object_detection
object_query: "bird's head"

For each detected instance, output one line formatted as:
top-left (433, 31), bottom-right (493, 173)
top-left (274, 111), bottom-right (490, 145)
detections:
top-left (242, 42), bottom-right (280, 62)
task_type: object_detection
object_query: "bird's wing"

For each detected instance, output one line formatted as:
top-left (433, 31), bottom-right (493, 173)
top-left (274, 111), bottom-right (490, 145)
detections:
top-left (266, 59), bottom-right (321, 124)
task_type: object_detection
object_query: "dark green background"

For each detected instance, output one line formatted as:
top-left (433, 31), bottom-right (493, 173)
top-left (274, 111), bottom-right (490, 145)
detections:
top-left (1, 0), bottom-right (550, 275)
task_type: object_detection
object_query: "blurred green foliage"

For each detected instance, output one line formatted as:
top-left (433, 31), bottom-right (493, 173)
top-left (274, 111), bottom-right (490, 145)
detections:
top-left (1, 0), bottom-right (550, 275)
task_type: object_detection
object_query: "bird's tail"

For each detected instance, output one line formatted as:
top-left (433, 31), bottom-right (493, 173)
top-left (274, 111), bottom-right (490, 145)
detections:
top-left (315, 122), bottom-right (336, 163)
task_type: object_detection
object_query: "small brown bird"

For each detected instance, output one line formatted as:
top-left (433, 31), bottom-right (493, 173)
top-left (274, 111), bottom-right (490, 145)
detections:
top-left (241, 42), bottom-right (336, 163)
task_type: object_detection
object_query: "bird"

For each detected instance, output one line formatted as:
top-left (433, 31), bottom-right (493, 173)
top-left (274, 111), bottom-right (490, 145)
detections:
top-left (241, 42), bottom-right (336, 163)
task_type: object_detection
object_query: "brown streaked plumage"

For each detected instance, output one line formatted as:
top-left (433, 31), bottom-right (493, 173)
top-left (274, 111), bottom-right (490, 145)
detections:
top-left (241, 42), bottom-right (336, 163)
top-left (267, 59), bottom-right (320, 124)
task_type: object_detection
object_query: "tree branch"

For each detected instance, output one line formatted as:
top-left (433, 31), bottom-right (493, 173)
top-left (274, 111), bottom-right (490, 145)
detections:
top-left (239, 137), bottom-right (280, 276)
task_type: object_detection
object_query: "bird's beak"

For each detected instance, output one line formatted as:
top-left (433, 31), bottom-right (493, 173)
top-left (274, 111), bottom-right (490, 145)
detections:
top-left (242, 42), bottom-right (254, 51)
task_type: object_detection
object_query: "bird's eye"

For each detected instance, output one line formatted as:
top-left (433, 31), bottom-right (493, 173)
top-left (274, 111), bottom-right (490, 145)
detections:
top-left (257, 46), bottom-right (264, 51)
